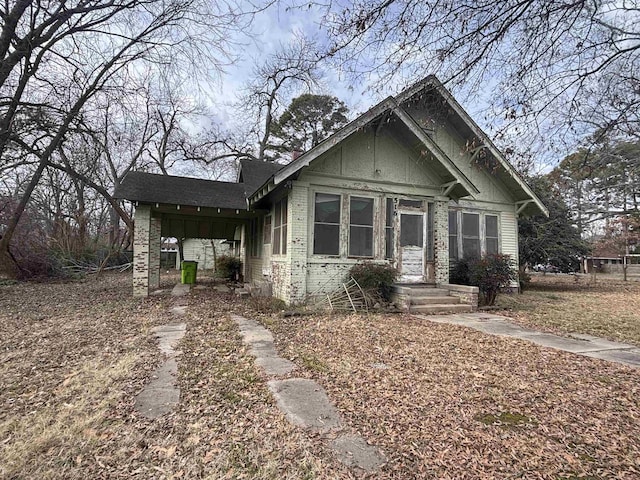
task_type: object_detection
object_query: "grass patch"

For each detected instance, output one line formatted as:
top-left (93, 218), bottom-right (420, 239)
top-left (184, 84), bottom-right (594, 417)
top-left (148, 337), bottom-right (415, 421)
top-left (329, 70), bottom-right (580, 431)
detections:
top-left (496, 273), bottom-right (640, 345)
top-left (474, 411), bottom-right (537, 428)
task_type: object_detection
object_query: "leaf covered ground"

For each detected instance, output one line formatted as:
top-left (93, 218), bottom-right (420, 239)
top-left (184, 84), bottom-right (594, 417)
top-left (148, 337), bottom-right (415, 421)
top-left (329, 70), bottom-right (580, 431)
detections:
top-left (496, 273), bottom-right (640, 345)
top-left (1, 272), bottom-right (639, 479)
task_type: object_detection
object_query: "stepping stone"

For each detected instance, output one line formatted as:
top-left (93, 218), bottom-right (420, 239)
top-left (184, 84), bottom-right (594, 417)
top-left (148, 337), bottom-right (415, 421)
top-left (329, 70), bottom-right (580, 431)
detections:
top-left (171, 284), bottom-right (190, 296)
top-left (256, 356), bottom-right (297, 376)
top-left (135, 323), bottom-right (186, 418)
top-left (152, 323), bottom-right (186, 356)
top-left (170, 305), bottom-right (187, 316)
top-left (134, 358), bottom-right (180, 418)
top-left (267, 378), bottom-right (342, 432)
top-left (330, 434), bottom-right (386, 472)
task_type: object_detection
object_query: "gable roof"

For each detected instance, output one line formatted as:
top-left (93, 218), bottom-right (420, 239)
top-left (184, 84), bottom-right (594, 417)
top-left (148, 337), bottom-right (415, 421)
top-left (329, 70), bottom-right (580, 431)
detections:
top-left (400, 76), bottom-right (548, 216)
top-left (114, 171), bottom-right (248, 210)
top-left (238, 159), bottom-right (285, 196)
top-left (249, 75), bottom-right (547, 216)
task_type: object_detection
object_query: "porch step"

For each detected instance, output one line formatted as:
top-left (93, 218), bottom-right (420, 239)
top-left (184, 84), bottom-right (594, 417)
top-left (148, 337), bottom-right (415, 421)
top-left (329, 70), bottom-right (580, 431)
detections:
top-left (394, 286), bottom-right (449, 296)
top-left (411, 295), bottom-right (461, 305)
top-left (410, 303), bottom-right (473, 314)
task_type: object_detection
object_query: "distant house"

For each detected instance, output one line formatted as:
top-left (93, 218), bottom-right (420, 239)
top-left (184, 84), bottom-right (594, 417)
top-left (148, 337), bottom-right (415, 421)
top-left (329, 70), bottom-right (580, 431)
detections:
top-left (177, 238), bottom-right (235, 270)
top-left (582, 245), bottom-right (640, 275)
top-left (115, 75), bottom-right (547, 304)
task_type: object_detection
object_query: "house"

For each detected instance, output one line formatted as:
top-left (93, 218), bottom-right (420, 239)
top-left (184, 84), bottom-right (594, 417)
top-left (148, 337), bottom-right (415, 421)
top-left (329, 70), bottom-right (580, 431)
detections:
top-left (176, 238), bottom-right (235, 270)
top-left (115, 75), bottom-right (547, 305)
top-left (582, 244), bottom-right (640, 276)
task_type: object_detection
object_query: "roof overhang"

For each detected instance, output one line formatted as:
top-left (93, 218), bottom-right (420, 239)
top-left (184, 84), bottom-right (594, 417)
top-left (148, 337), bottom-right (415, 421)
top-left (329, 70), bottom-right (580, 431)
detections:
top-left (398, 76), bottom-right (548, 217)
top-left (249, 94), bottom-right (482, 205)
top-left (249, 75), bottom-right (547, 216)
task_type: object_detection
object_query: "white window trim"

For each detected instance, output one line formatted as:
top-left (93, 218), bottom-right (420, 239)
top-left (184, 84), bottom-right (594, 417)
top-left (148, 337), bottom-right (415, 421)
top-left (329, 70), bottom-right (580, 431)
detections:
top-left (312, 191), bottom-right (342, 257)
top-left (348, 195), bottom-right (376, 258)
top-left (449, 209), bottom-right (501, 259)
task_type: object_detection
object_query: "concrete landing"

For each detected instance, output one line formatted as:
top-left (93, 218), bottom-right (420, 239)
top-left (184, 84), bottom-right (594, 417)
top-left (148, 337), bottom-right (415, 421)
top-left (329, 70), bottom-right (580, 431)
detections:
top-left (231, 314), bottom-right (386, 472)
top-left (135, 322), bottom-right (186, 418)
top-left (421, 313), bottom-right (640, 368)
top-left (268, 378), bottom-right (342, 432)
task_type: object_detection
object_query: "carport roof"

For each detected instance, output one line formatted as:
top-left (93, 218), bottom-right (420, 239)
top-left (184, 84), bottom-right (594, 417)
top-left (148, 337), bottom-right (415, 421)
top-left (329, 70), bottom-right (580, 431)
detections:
top-left (114, 171), bottom-right (248, 210)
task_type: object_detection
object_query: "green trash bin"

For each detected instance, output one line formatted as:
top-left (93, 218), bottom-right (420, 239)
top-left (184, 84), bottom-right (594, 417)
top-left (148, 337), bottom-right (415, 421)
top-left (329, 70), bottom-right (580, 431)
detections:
top-left (181, 260), bottom-right (198, 284)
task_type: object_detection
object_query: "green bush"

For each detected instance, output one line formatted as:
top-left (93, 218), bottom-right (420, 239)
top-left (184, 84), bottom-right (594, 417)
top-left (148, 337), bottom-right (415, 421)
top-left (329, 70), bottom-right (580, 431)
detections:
top-left (450, 254), bottom-right (517, 306)
top-left (450, 256), bottom-right (473, 285)
top-left (215, 255), bottom-right (242, 280)
top-left (348, 262), bottom-right (398, 303)
top-left (468, 254), bottom-right (517, 306)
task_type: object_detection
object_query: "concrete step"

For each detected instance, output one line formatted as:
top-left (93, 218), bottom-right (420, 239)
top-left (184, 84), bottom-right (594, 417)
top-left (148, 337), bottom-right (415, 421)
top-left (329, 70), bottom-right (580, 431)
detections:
top-left (410, 295), bottom-right (460, 305)
top-left (394, 286), bottom-right (450, 296)
top-left (410, 303), bottom-right (473, 314)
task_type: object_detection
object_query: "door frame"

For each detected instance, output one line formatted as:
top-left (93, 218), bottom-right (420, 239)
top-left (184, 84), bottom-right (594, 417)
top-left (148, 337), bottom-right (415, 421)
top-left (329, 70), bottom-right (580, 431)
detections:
top-left (396, 209), bottom-right (427, 283)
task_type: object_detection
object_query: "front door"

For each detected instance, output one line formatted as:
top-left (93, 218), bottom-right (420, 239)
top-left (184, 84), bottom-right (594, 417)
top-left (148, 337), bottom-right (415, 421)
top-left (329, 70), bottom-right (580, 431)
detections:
top-left (398, 211), bottom-right (426, 282)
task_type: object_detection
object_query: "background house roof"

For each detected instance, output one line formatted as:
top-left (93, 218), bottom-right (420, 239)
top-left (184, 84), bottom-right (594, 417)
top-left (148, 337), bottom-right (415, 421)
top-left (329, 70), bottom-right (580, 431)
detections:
top-left (114, 171), bottom-right (248, 210)
top-left (238, 159), bottom-right (284, 196)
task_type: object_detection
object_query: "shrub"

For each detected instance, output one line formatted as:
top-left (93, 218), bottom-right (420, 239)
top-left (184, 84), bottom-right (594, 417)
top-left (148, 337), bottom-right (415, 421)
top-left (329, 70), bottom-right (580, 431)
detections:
top-left (215, 255), bottom-right (242, 280)
top-left (348, 262), bottom-right (398, 303)
top-left (468, 254), bottom-right (517, 306)
top-left (450, 256), bottom-right (473, 285)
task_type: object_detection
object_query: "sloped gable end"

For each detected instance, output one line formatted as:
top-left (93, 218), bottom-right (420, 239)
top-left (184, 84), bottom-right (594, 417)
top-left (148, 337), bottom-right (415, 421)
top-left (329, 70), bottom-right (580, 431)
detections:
top-left (249, 75), bottom-right (547, 217)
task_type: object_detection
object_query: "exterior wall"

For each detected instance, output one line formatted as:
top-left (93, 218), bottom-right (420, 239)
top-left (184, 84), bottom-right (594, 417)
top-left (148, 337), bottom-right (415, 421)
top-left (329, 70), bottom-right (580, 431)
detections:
top-left (433, 200), bottom-right (449, 284)
top-left (149, 216), bottom-right (161, 289)
top-left (177, 239), bottom-right (232, 269)
top-left (500, 209), bottom-right (519, 267)
top-left (288, 183), bottom-right (309, 303)
top-left (133, 205), bottom-right (160, 297)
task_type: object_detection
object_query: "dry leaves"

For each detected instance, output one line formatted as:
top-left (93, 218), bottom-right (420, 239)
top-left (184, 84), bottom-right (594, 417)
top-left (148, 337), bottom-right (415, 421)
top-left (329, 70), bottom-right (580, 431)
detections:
top-left (2, 272), bottom-right (639, 479)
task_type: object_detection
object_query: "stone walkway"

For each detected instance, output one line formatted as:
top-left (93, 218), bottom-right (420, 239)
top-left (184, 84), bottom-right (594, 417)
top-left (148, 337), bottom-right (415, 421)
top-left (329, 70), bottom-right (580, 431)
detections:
top-left (134, 284), bottom-right (190, 418)
top-left (418, 312), bottom-right (640, 368)
top-left (231, 314), bottom-right (386, 473)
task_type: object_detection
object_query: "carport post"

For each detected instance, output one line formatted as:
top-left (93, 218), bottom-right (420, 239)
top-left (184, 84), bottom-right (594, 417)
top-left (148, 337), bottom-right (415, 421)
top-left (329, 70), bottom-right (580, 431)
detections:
top-left (133, 205), bottom-right (161, 297)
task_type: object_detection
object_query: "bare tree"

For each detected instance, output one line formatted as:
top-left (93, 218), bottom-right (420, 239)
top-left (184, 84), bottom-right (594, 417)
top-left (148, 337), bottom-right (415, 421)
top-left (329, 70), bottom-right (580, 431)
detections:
top-left (0, 0), bottom-right (246, 277)
top-left (318, 0), bottom-right (640, 157)
top-left (240, 34), bottom-right (322, 161)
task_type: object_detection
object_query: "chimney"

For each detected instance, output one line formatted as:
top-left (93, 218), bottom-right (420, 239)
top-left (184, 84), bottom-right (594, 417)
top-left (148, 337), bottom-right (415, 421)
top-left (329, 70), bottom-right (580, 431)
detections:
top-left (291, 150), bottom-right (302, 162)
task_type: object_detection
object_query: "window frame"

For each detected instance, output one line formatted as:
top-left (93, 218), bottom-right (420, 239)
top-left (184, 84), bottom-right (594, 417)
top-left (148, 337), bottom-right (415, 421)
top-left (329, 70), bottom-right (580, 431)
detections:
top-left (449, 209), bottom-right (501, 260)
top-left (263, 215), bottom-right (272, 245)
top-left (348, 195), bottom-right (375, 258)
top-left (272, 197), bottom-right (288, 256)
top-left (485, 214), bottom-right (499, 255)
top-left (313, 192), bottom-right (342, 256)
top-left (384, 197), bottom-right (395, 260)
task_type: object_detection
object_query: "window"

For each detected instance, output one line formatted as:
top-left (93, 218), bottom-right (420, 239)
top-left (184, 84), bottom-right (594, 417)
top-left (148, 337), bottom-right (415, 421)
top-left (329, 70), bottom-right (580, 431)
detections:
top-left (248, 218), bottom-right (261, 257)
top-left (349, 196), bottom-right (374, 257)
top-left (448, 211), bottom-right (458, 260)
top-left (385, 198), bottom-right (394, 259)
top-left (273, 197), bottom-right (287, 255)
top-left (263, 215), bottom-right (272, 245)
top-left (485, 215), bottom-right (499, 255)
top-left (314, 193), bottom-right (340, 255)
top-left (462, 213), bottom-right (480, 258)
top-left (427, 203), bottom-right (434, 261)
top-left (398, 199), bottom-right (422, 209)
top-left (449, 210), bottom-right (500, 260)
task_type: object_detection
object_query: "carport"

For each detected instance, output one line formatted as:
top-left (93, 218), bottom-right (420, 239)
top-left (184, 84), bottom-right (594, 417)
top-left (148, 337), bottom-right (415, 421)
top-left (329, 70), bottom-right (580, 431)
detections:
top-left (114, 171), bottom-right (255, 297)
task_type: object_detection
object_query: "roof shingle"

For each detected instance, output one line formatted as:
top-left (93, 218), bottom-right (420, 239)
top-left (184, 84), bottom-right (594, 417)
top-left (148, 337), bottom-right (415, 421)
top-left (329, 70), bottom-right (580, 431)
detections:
top-left (114, 171), bottom-right (248, 210)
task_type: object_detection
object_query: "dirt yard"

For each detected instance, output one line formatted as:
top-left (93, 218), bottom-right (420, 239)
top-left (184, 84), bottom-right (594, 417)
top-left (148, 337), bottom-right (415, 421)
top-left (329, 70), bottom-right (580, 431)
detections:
top-left (2, 273), bottom-right (639, 479)
top-left (496, 273), bottom-right (640, 346)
